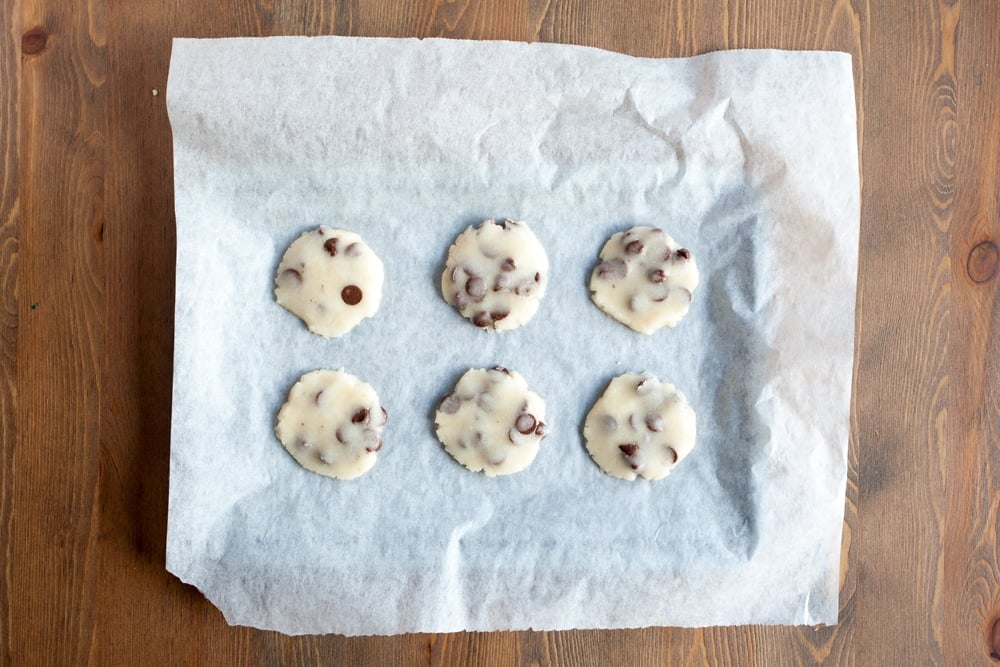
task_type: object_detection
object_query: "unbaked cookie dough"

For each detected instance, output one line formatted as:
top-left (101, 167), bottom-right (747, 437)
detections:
top-left (583, 372), bottom-right (696, 481)
top-left (276, 369), bottom-right (388, 480)
top-left (589, 226), bottom-right (699, 334)
top-left (435, 367), bottom-right (548, 476)
top-left (441, 219), bottom-right (549, 331)
top-left (275, 226), bottom-right (384, 338)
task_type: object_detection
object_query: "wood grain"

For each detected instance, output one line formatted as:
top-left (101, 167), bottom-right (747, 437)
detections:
top-left (853, 0), bottom-right (1000, 664)
top-left (2, 0), bottom-right (998, 664)
top-left (0, 0), bottom-right (21, 662)
top-left (13, 0), bottom-right (106, 663)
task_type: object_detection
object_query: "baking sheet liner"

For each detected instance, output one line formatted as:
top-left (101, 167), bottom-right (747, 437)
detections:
top-left (166, 37), bottom-right (859, 635)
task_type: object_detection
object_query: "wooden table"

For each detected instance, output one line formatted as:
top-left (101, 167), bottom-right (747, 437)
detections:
top-left (3, 1), bottom-right (998, 664)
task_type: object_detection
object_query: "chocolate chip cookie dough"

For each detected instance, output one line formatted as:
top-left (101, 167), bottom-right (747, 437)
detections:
top-left (275, 226), bottom-right (384, 338)
top-left (583, 372), bottom-right (696, 481)
top-left (435, 367), bottom-right (548, 476)
top-left (276, 369), bottom-right (388, 480)
top-left (589, 226), bottom-right (699, 334)
top-left (441, 219), bottom-right (549, 331)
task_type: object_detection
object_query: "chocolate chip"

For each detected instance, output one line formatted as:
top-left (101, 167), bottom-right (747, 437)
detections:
top-left (635, 375), bottom-right (655, 394)
top-left (534, 272), bottom-right (540, 282)
top-left (279, 268), bottom-right (302, 285)
top-left (602, 415), bottom-right (618, 431)
top-left (674, 248), bottom-right (691, 261)
top-left (459, 431), bottom-right (484, 450)
top-left (439, 393), bottom-right (462, 414)
top-left (345, 242), bottom-right (362, 257)
top-left (515, 413), bottom-right (536, 434)
top-left (493, 275), bottom-right (511, 291)
top-left (352, 408), bottom-right (369, 424)
top-left (515, 281), bottom-right (534, 296)
top-left (646, 414), bottom-right (664, 432)
top-left (341, 285), bottom-right (363, 305)
top-left (653, 290), bottom-right (671, 302)
top-left (365, 438), bottom-right (383, 453)
top-left (450, 266), bottom-right (460, 283)
top-left (490, 310), bottom-right (509, 322)
top-left (466, 276), bottom-right (487, 299)
top-left (534, 421), bottom-right (547, 437)
top-left (319, 453), bottom-right (333, 464)
top-left (682, 288), bottom-right (692, 302)
top-left (626, 240), bottom-right (644, 254)
top-left (314, 390), bottom-right (324, 405)
top-left (379, 406), bottom-right (388, 424)
top-left (335, 427), bottom-right (348, 444)
top-left (501, 257), bottom-right (516, 271)
top-left (628, 294), bottom-right (649, 313)
top-left (667, 447), bottom-right (678, 463)
top-left (323, 237), bottom-right (338, 256)
top-left (476, 392), bottom-right (497, 412)
top-left (455, 292), bottom-right (469, 310)
top-left (619, 443), bottom-right (639, 457)
top-left (595, 258), bottom-right (627, 280)
top-left (472, 311), bottom-right (492, 327)
top-left (648, 268), bottom-right (666, 284)
top-left (491, 366), bottom-right (511, 375)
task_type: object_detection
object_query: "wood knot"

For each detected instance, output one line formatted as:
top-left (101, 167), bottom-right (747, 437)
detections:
top-left (991, 617), bottom-right (1000, 660)
top-left (21, 28), bottom-right (48, 55)
top-left (968, 240), bottom-right (999, 284)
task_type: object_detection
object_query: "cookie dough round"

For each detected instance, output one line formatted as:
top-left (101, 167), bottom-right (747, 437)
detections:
top-left (275, 226), bottom-right (384, 338)
top-left (435, 367), bottom-right (548, 476)
top-left (441, 219), bottom-right (549, 331)
top-left (589, 226), bottom-right (699, 334)
top-left (276, 369), bottom-right (387, 480)
top-left (583, 372), bottom-right (696, 481)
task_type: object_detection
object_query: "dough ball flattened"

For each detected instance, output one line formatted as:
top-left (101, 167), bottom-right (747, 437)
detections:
top-left (583, 372), bottom-right (696, 481)
top-left (441, 219), bottom-right (549, 331)
top-left (589, 226), bottom-right (699, 334)
top-left (275, 226), bottom-right (384, 338)
top-left (435, 367), bottom-right (548, 477)
top-left (276, 369), bottom-right (388, 480)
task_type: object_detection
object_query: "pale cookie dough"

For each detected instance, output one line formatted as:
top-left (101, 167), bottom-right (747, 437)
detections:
top-left (275, 226), bottom-right (384, 338)
top-left (589, 226), bottom-right (699, 334)
top-left (441, 219), bottom-right (549, 331)
top-left (583, 372), bottom-right (696, 481)
top-left (276, 369), bottom-right (388, 480)
top-left (435, 367), bottom-right (548, 476)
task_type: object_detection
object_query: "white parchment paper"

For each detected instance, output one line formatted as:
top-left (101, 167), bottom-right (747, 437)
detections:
top-left (166, 37), bottom-right (859, 635)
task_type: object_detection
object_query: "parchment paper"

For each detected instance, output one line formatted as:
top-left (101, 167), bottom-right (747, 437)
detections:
top-left (166, 37), bottom-right (859, 635)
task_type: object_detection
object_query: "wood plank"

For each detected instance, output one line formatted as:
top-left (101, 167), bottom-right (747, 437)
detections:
top-left (12, 0), bottom-right (107, 664)
top-left (944, 0), bottom-right (1000, 661)
top-left (92, 1), bottom-right (187, 663)
top-left (0, 0), bottom-right (21, 662)
top-left (852, 0), bottom-right (999, 663)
